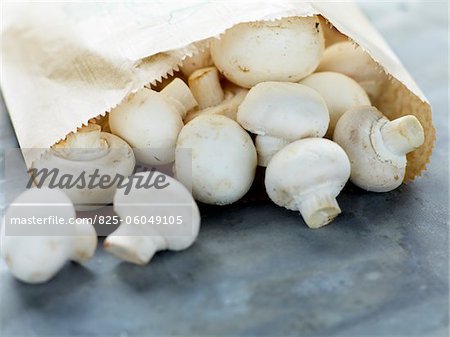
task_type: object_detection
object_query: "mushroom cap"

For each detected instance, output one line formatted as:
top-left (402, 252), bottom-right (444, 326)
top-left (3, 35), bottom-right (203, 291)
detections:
top-left (109, 88), bottom-right (184, 165)
top-left (265, 138), bottom-right (350, 211)
top-left (33, 132), bottom-right (135, 211)
top-left (300, 71), bottom-right (371, 138)
top-left (237, 82), bottom-right (329, 141)
top-left (333, 106), bottom-right (406, 192)
top-left (1, 188), bottom-right (75, 283)
top-left (211, 16), bottom-right (325, 88)
top-left (105, 172), bottom-right (201, 264)
top-left (175, 115), bottom-right (257, 205)
top-left (317, 41), bottom-right (386, 98)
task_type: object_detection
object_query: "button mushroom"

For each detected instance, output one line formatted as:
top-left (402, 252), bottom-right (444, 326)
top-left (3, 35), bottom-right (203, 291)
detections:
top-left (184, 66), bottom-right (248, 123)
top-left (103, 172), bottom-right (200, 265)
top-left (317, 41), bottom-right (386, 99)
top-left (109, 78), bottom-right (197, 165)
top-left (211, 16), bottom-right (325, 88)
top-left (333, 106), bottom-right (425, 192)
top-left (32, 124), bottom-right (135, 211)
top-left (175, 115), bottom-right (257, 205)
top-left (265, 138), bottom-right (351, 229)
top-left (237, 81), bottom-right (329, 166)
top-left (300, 71), bottom-right (371, 138)
top-left (1, 188), bottom-right (97, 284)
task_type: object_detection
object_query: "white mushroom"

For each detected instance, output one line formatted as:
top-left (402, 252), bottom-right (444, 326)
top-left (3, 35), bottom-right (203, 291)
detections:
top-left (184, 66), bottom-right (248, 123)
top-left (333, 106), bottom-right (425, 192)
top-left (237, 81), bottom-right (329, 166)
top-left (300, 71), bottom-right (371, 138)
top-left (175, 115), bottom-right (257, 205)
top-left (103, 172), bottom-right (200, 265)
top-left (1, 188), bottom-right (97, 284)
top-left (265, 138), bottom-right (351, 229)
top-left (188, 66), bottom-right (224, 109)
top-left (317, 41), bottom-right (386, 99)
top-left (180, 47), bottom-right (213, 78)
top-left (211, 16), bottom-right (325, 88)
top-left (109, 78), bottom-right (197, 165)
top-left (32, 124), bottom-right (135, 211)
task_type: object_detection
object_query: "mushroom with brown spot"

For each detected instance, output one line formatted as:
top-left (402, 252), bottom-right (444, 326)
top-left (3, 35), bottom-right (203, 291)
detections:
top-left (333, 106), bottom-right (425, 192)
top-left (211, 16), bottom-right (325, 88)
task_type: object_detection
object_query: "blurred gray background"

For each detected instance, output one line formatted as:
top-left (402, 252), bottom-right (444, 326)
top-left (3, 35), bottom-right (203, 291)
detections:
top-left (0, 1), bottom-right (448, 337)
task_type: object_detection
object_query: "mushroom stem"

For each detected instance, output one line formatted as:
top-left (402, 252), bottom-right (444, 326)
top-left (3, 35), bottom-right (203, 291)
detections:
top-left (103, 234), bottom-right (164, 265)
top-left (180, 48), bottom-right (213, 78)
top-left (297, 193), bottom-right (341, 229)
top-left (55, 125), bottom-right (107, 149)
top-left (380, 115), bottom-right (425, 156)
top-left (184, 86), bottom-right (248, 123)
top-left (70, 222), bottom-right (98, 263)
top-left (160, 78), bottom-right (198, 118)
top-left (52, 125), bottom-right (109, 161)
top-left (255, 135), bottom-right (290, 167)
top-left (188, 67), bottom-right (224, 109)
top-left (89, 114), bottom-right (111, 133)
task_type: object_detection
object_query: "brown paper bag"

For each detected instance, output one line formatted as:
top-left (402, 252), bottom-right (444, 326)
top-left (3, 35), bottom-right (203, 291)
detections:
top-left (1, 2), bottom-right (434, 181)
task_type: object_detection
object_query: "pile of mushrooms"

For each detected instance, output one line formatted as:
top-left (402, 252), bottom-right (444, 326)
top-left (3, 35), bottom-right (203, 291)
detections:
top-left (2, 15), bottom-right (427, 283)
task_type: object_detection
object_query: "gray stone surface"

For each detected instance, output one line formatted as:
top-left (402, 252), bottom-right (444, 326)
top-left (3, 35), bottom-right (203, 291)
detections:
top-left (0, 2), bottom-right (448, 337)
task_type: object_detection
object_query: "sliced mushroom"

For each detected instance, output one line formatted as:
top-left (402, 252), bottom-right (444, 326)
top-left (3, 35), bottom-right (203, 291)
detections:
top-left (333, 106), bottom-right (425, 192)
top-left (32, 125), bottom-right (135, 211)
top-left (1, 188), bottom-right (97, 284)
top-left (104, 172), bottom-right (200, 265)
top-left (237, 81), bottom-right (329, 166)
top-left (109, 78), bottom-right (197, 165)
top-left (265, 138), bottom-right (351, 229)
